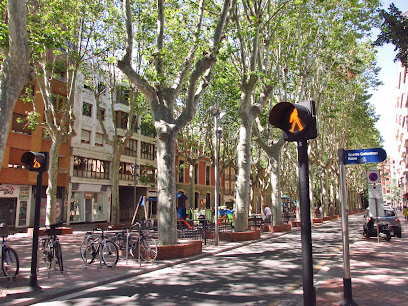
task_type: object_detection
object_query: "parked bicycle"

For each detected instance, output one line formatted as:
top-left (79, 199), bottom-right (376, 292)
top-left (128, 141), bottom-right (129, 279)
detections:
top-left (38, 221), bottom-right (64, 273)
top-left (113, 220), bottom-right (157, 262)
top-left (0, 223), bottom-right (19, 279)
top-left (80, 227), bottom-right (118, 267)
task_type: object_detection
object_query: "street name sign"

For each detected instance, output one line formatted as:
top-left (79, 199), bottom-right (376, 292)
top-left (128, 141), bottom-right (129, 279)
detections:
top-left (344, 148), bottom-right (387, 165)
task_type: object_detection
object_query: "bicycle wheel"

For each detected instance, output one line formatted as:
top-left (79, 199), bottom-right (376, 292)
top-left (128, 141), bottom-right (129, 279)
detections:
top-left (39, 238), bottom-right (53, 269)
top-left (2, 247), bottom-right (19, 278)
top-left (113, 234), bottom-right (134, 258)
top-left (101, 240), bottom-right (118, 267)
top-left (140, 238), bottom-right (157, 262)
top-left (80, 238), bottom-right (96, 264)
top-left (54, 241), bottom-right (64, 272)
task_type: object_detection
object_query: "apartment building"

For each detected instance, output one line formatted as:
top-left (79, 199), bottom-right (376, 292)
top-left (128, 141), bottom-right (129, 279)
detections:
top-left (68, 77), bottom-right (159, 224)
top-left (394, 61), bottom-right (408, 203)
top-left (0, 79), bottom-right (71, 228)
top-left (380, 156), bottom-right (396, 201)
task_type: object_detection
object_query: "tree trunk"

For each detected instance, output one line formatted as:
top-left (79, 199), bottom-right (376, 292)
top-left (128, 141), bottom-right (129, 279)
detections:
top-left (0, 1), bottom-right (30, 170)
top-left (110, 149), bottom-right (122, 224)
top-left (270, 147), bottom-right (283, 226)
top-left (322, 172), bottom-right (328, 216)
top-left (235, 121), bottom-right (252, 232)
top-left (45, 138), bottom-right (62, 225)
top-left (189, 161), bottom-right (195, 210)
top-left (157, 132), bottom-right (177, 245)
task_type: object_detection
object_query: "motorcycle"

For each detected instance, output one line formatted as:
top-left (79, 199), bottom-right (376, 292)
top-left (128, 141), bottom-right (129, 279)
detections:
top-left (363, 217), bottom-right (392, 241)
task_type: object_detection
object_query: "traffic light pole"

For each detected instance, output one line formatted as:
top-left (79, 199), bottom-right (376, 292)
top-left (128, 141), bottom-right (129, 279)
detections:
top-left (29, 171), bottom-right (43, 288)
top-left (297, 140), bottom-right (316, 305)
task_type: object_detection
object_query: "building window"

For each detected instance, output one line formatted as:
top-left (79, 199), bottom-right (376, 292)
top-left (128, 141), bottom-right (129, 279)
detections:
top-left (116, 86), bottom-right (130, 105)
top-left (82, 102), bottom-right (92, 117)
top-left (124, 139), bottom-right (137, 157)
top-left (179, 160), bottom-right (184, 183)
top-left (8, 148), bottom-right (27, 168)
top-left (119, 162), bottom-right (134, 181)
top-left (81, 129), bottom-right (91, 144)
top-left (141, 142), bottom-right (156, 160)
top-left (206, 193), bottom-right (211, 209)
top-left (206, 165), bottom-right (210, 185)
top-left (95, 133), bottom-right (104, 147)
top-left (11, 113), bottom-right (31, 135)
top-left (140, 165), bottom-right (157, 184)
top-left (73, 156), bottom-right (110, 179)
top-left (115, 111), bottom-right (128, 129)
top-left (52, 92), bottom-right (66, 110)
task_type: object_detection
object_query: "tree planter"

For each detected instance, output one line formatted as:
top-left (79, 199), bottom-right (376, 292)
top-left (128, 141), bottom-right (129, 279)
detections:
top-left (312, 218), bottom-right (323, 224)
top-left (156, 240), bottom-right (202, 260)
top-left (273, 224), bottom-right (292, 232)
top-left (28, 227), bottom-right (73, 236)
top-left (323, 216), bottom-right (333, 221)
top-left (289, 221), bottom-right (301, 227)
top-left (262, 224), bottom-right (292, 232)
top-left (219, 230), bottom-right (260, 242)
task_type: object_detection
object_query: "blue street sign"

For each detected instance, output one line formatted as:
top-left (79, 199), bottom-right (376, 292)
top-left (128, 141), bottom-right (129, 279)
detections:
top-left (344, 148), bottom-right (387, 165)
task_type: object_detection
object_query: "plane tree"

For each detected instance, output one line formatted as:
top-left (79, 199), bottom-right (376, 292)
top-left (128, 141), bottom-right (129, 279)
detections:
top-left (118, 0), bottom-right (233, 245)
top-left (0, 1), bottom-right (31, 170)
top-left (26, 0), bottom-right (104, 224)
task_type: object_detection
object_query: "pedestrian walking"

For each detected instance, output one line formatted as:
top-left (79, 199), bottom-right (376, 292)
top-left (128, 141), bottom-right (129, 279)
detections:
top-left (403, 206), bottom-right (407, 220)
top-left (264, 206), bottom-right (272, 224)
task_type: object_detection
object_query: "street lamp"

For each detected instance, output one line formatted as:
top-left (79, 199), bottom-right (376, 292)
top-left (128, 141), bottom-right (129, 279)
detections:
top-left (131, 161), bottom-right (140, 212)
top-left (210, 99), bottom-right (225, 246)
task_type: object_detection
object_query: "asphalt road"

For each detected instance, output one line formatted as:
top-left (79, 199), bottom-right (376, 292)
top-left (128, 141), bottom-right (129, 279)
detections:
top-left (35, 214), bottom-right (364, 306)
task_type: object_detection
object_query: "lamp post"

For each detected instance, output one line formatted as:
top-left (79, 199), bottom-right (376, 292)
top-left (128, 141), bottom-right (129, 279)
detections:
top-left (132, 161), bottom-right (139, 211)
top-left (210, 99), bottom-right (225, 246)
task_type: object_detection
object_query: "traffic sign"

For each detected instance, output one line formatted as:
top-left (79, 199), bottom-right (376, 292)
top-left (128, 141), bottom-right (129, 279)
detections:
top-left (344, 148), bottom-right (386, 165)
top-left (367, 170), bottom-right (381, 184)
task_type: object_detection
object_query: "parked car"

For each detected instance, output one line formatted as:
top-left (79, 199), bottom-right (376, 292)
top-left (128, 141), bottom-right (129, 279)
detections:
top-left (363, 208), bottom-right (402, 238)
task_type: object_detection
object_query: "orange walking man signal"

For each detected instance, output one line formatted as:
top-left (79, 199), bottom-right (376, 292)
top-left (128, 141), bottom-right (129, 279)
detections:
top-left (289, 109), bottom-right (304, 133)
top-left (33, 158), bottom-right (41, 168)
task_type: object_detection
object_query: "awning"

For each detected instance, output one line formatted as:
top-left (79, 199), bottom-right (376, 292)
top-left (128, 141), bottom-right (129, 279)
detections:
top-left (176, 193), bottom-right (188, 200)
top-left (146, 197), bottom-right (157, 202)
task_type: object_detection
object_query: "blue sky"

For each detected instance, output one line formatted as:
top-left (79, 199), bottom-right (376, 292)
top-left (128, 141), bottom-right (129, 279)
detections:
top-left (369, 0), bottom-right (408, 158)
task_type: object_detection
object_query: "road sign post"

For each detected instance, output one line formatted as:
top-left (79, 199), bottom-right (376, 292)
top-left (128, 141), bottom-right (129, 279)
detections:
top-left (338, 149), bottom-right (354, 305)
top-left (338, 147), bottom-right (386, 305)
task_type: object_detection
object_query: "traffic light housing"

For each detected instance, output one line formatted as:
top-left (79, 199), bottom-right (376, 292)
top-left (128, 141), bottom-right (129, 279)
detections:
top-left (268, 100), bottom-right (317, 142)
top-left (21, 151), bottom-right (48, 172)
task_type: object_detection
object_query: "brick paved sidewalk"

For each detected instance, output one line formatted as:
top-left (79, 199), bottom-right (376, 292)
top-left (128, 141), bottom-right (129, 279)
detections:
top-left (0, 225), bottom-right (281, 305)
top-left (315, 210), bottom-right (408, 306)
top-left (2, 212), bottom-right (407, 305)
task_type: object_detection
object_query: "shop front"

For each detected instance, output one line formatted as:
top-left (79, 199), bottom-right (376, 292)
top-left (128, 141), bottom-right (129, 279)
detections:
top-left (0, 184), bottom-right (32, 228)
top-left (69, 183), bottom-right (110, 223)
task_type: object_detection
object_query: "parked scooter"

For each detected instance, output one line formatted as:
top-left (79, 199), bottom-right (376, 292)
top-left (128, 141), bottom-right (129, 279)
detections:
top-left (363, 217), bottom-right (392, 241)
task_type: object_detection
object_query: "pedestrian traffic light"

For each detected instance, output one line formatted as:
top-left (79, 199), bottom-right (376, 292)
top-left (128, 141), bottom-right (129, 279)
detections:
top-left (268, 100), bottom-right (317, 142)
top-left (21, 151), bottom-right (48, 172)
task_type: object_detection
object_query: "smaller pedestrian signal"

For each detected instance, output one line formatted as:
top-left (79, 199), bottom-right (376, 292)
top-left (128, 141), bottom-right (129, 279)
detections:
top-left (20, 151), bottom-right (48, 172)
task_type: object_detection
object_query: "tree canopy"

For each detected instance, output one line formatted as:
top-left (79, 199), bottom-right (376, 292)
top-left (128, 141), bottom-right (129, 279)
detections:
top-left (374, 3), bottom-right (408, 68)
